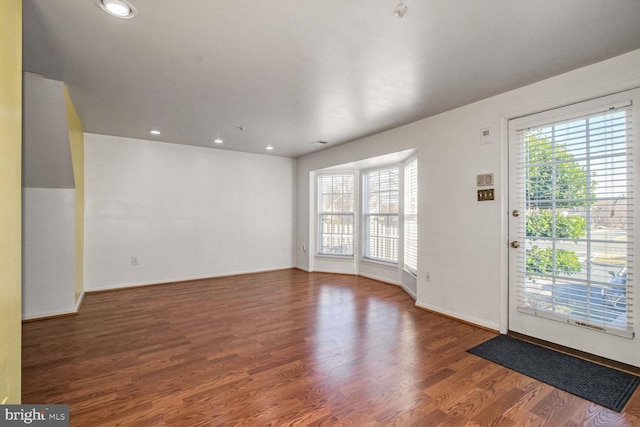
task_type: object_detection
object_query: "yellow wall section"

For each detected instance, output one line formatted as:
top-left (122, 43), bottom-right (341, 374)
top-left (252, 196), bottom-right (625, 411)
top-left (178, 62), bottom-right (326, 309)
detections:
top-left (0, 0), bottom-right (22, 404)
top-left (65, 87), bottom-right (85, 303)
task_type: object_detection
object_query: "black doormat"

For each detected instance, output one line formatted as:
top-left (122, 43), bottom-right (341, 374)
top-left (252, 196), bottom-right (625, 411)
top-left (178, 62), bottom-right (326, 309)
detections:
top-left (467, 334), bottom-right (640, 412)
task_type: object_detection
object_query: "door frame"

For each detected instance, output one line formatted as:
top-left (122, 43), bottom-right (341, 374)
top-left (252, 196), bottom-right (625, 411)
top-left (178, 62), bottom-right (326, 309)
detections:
top-left (504, 89), bottom-right (640, 366)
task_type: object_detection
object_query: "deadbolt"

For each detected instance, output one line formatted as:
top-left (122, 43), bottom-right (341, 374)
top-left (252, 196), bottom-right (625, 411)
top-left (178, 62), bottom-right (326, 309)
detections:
top-left (512, 210), bottom-right (520, 217)
top-left (510, 241), bottom-right (520, 248)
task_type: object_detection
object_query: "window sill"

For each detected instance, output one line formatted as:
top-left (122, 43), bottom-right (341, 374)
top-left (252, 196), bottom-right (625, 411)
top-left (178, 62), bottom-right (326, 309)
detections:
top-left (315, 254), bottom-right (354, 261)
top-left (403, 268), bottom-right (417, 279)
top-left (360, 258), bottom-right (398, 270)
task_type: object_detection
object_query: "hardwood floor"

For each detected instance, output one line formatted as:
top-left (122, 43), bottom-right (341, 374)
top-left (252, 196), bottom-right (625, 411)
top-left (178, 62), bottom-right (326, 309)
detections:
top-left (22, 269), bottom-right (640, 426)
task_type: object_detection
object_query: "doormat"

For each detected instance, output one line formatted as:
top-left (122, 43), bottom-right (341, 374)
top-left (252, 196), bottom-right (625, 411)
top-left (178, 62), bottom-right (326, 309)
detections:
top-left (467, 334), bottom-right (640, 412)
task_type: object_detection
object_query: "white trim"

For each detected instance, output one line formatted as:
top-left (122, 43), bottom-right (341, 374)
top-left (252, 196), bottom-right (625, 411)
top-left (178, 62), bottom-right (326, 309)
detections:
top-left (85, 265), bottom-right (296, 292)
top-left (403, 268), bottom-right (417, 279)
top-left (315, 254), bottom-right (355, 261)
top-left (360, 257), bottom-right (398, 269)
top-left (311, 269), bottom-right (356, 275)
top-left (75, 290), bottom-right (86, 312)
top-left (358, 271), bottom-right (416, 300)
top-left (22, 307), bottom-right (77, 321)
top-left (401, 282), bottom-right (417, 300)
top-left (415, 300), bottom-right (500, 332)
top-left (358, 271), bottom-right (401, 286)
top-left (508, 87), bottom-right (640, 124)
top-left (22, 291), bottom-right (86, 321)
top-left (500, 115), bottom-right (510, 334)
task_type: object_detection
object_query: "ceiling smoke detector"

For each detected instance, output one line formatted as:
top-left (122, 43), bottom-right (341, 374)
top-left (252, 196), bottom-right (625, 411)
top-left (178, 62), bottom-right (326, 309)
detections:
top-left (394, 4), bottom-right (408, 18)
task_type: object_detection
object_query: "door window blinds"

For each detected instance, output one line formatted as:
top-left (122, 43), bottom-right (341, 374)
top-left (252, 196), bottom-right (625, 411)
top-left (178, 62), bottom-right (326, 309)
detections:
top-left (513, 101), bottom-right (634, 337)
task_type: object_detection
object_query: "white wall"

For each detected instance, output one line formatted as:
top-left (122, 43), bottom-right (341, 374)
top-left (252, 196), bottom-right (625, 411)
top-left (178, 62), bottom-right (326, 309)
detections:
top-left (297, 49), bottom-right (640, 332)
top-left (84, 134), bottom-right (296, 291)
top-left (22, 72), bottom-right (78, 320)
top-left (22, 72), bottom-right (75, 188)
top-left (22, 188), bottom-right (76, 319)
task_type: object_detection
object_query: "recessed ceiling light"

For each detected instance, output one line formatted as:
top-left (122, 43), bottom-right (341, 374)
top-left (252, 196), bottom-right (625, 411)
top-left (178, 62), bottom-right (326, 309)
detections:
top-left (214, 138), bottom-right (223, 144)
top-left (149, 130), bottom-right (161, 135)
top-left (266, 145), bottom-right (274, 151)
top-left (98, 0), bottom-right (137, 19)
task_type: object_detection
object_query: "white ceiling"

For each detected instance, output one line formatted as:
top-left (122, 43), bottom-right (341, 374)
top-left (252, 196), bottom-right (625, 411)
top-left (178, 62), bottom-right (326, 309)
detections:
top-left (23, 0), bottom-right (640, 158)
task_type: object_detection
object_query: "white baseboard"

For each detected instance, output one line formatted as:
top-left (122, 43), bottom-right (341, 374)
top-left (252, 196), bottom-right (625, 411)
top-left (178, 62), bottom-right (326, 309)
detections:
top-left (85, 265), bottom-right (296, 292)
top-left (22, 306), bottom-right (77, 321)
top-left (75, 290), bottom-right (85, 312)
top-left (400, 282), bottom-right (417, 300)
top-left (357, 272), bottom-right (417, 300)
top-left (415, 300), bottom-right (498, 331)
top-left (358, 271), bottom-right (401, 286)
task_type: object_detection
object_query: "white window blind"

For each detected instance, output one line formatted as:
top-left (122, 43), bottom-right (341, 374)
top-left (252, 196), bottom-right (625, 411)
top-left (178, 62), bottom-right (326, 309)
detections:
top-left (404, 159), bottom-right (418, 275)
top-left (363, 166), bottom-right (399, 263)
top-left (514, 102), bottom-right (634, 337)
top-left (318, 173), bottom-right (355, 256)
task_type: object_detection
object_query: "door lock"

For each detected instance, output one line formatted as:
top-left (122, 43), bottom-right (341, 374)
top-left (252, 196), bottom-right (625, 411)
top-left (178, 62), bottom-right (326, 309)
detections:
top-left (510, 241), bottom-right (520, 248)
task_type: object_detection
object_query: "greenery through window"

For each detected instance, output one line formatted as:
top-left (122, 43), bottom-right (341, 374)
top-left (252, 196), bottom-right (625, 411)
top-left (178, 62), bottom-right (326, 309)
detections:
top-left (520, 106), bottom-right (633, 330)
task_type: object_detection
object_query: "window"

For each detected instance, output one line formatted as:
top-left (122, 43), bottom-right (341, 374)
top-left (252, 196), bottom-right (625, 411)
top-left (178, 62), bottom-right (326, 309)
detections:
top-left (513, 100), bottom-right (634, 335)
top-left (404, 159), bottom-right (418, 275)
top-left (363, 166), bottom-right (399, 263)
top-left (317, 173), bottom-right (355, 256)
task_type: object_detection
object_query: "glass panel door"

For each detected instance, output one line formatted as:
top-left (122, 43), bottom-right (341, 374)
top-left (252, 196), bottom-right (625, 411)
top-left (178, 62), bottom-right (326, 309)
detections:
top-left (508, 90), bottom-right (639, 366)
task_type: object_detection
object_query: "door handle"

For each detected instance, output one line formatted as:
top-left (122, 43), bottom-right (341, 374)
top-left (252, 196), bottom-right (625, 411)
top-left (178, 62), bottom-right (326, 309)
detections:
top-left (510, 241), bottom-right (520, 248)
top-left (512, 210), bottom-right (520, 217)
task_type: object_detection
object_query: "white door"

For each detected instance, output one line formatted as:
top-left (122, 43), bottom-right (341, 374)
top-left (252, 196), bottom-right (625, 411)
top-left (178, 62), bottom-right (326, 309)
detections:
top-left (508, 90), bottom-right (640, 367)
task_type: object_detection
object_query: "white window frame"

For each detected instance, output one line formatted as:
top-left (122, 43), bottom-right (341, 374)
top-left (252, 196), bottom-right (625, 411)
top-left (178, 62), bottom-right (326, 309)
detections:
top-left (361, 165), bottom-right (400, 264)
top-left (403, 157), bottom-right (418, 276)
top-left (317, 172), bottom-right (355, 257)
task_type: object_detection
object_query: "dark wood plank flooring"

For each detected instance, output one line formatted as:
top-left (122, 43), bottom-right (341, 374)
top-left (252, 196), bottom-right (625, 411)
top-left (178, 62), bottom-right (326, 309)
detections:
top-left (22, 269), bottom-right (640, 426)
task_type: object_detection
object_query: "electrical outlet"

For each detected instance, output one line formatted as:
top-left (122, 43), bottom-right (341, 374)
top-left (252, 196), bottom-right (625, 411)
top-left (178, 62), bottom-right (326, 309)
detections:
top-left (131, 257), bottom-right (138, 266)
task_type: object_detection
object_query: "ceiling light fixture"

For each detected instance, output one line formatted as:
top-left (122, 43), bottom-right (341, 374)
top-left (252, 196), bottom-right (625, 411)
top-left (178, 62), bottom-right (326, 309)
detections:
top-left (394, 4), bottom-right (408, 18)
top-left (266, 145), bottom-right (274, 151)
top-left (149, 129), bottom-right (161, 135)
top-left (214, 138), bottom-right (223, 144)
top-left (98, 0), bottom-right (137, 19)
